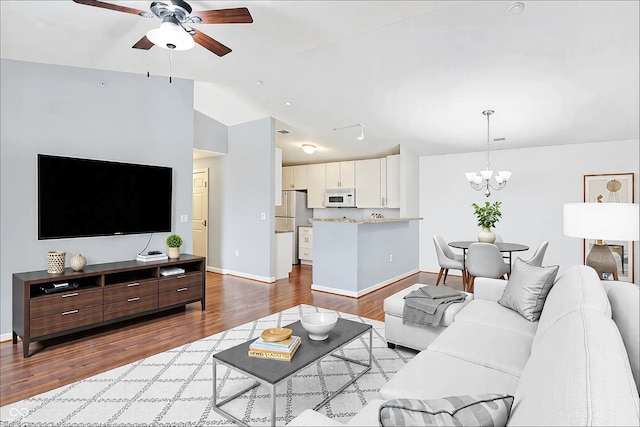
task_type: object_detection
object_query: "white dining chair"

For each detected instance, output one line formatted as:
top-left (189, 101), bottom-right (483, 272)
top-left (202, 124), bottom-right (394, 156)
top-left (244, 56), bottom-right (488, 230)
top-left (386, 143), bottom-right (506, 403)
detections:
top-left (521, 241), bottom-right (549, 267)
top-left (433, 235), bottom-right (466, 287)
top-left (465, 242), bottom-right (510, 293)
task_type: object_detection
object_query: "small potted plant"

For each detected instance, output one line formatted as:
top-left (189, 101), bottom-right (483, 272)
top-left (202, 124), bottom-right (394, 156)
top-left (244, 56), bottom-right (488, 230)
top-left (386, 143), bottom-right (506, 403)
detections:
top-left (471, 201), bottom-right (502, 243)
top-left (166, 233), bottom-right (183, 259)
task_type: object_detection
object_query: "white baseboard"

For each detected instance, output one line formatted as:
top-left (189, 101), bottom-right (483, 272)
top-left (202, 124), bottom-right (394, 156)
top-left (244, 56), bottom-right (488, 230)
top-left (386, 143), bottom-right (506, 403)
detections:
top-left (207, 266), bottom-right (275, 283)
top-left (312, 269), bottom-right (420, 298)
top-left (1, 332), bottom-right (14, 343)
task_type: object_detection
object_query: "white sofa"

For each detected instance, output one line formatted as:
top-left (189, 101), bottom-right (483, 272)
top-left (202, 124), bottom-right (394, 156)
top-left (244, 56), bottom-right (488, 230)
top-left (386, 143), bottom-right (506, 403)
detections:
top-left (289, 265), bottom-right (640, 426)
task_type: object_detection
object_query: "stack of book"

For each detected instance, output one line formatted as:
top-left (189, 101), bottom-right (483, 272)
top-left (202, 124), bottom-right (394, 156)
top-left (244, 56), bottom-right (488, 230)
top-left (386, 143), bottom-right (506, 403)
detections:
top-left (248, 335), bottom-right (301, 361)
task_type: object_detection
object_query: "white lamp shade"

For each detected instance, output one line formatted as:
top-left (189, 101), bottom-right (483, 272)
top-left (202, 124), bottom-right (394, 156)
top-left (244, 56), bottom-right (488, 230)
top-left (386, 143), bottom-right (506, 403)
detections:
top-left (465, 172), bottom-right (477, 182)
top-left (480, 170), bottom-right (493, 180)
top-left (498, 171), bottom-right (512, 181)
top-left (147, 20), bottom-right (195, 51)
top-left (563, 203), bottom-right (639, 241)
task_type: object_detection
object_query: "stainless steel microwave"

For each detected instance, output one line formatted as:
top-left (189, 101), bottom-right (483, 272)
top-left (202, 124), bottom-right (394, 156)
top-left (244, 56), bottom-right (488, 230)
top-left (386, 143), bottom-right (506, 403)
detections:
top-left (325, 188), bottom-right (356, 208)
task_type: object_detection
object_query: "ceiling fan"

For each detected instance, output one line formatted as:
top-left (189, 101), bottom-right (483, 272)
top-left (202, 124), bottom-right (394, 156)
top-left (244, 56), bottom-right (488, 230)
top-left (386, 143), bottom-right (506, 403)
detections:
top-left (72, 0), bottom-right (253, 56)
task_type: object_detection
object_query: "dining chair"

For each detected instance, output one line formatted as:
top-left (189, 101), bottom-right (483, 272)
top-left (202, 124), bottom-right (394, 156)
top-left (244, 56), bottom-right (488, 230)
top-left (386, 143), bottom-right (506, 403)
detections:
top-left (493, 234), bottom-right (504, 243)
top-left (465, 242), bottom-right (510, 293)
top-left (521, 241), bottom-right (549, 267)
top-left (433, 235), bottom-right (466, 287)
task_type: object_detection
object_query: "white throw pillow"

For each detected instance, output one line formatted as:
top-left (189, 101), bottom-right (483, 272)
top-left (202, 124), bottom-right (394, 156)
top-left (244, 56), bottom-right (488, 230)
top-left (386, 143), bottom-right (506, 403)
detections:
top-left (498, 257), bottom-right (559, 321)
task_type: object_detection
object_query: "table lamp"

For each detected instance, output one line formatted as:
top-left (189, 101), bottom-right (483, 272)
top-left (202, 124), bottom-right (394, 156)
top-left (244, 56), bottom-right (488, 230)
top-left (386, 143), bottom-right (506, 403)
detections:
top-left (563, 203), bottom-right (639, 280)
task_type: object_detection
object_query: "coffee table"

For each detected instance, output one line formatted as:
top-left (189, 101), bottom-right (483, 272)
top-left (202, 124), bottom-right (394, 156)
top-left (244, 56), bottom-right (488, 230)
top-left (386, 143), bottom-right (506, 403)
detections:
top-left (212, 318), bottom-right (372, 426)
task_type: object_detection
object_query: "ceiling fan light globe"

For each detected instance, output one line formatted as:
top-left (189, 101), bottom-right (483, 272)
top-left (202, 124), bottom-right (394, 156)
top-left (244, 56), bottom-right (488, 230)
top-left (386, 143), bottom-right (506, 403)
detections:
top-left (147, 20), bottom-right (195, 50)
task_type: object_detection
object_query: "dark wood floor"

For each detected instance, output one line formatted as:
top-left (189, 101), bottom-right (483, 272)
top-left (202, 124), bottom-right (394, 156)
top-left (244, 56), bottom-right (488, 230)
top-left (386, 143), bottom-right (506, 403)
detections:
top-left (0, 265), bottom-right (464, 406)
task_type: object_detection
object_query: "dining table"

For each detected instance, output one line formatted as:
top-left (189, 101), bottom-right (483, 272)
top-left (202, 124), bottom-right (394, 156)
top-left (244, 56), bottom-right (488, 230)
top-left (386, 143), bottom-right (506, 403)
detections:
top-left (448, 241), bottom-right (529, 274)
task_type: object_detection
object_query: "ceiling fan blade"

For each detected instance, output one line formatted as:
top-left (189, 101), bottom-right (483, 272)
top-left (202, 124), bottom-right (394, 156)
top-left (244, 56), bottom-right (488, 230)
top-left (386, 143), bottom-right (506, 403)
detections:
top-left (72, 0), bottom-right (150, 17)
top-left (132, 36), bottom-right (154, 50)
top-left (195, 7), bottom-right (253, 24)
top-left (192, 31), bottom-right (232, 57)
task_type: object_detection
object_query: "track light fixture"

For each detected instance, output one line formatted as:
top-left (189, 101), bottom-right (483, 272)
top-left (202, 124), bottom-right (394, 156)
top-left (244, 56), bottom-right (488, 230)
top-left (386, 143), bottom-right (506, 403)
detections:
top-left (333, 123), bottom-right (366, 141)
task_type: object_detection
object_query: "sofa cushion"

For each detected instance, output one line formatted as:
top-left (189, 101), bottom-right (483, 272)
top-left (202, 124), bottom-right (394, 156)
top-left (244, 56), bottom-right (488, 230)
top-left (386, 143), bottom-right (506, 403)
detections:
top-left (379, 395), bottom-right (514, 427)
top-left (379, 350), bottom-right (519, 401)
top-left (427, 320), bottom-right (533, 377)
top-left (497, 258), bottom-right (559, 322)
top-left (509, 310), bottom-right (640, 426)
top-left (454, 299), bottom-right (538, 338)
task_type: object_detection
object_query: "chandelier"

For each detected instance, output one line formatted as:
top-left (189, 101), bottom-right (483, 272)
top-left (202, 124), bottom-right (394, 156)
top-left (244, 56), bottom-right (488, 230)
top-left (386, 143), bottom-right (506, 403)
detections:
top-left (465, 110), bottom-right (512, 197)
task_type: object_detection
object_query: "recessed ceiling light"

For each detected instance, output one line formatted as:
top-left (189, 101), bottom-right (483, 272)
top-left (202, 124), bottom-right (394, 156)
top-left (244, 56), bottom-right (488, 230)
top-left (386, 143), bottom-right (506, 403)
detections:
top-left (302, 144), bottom-right (317, 154)
top-left (508, 2), bottom-right (525, 15)
top-left (284, 101), bottom-right (292, 106)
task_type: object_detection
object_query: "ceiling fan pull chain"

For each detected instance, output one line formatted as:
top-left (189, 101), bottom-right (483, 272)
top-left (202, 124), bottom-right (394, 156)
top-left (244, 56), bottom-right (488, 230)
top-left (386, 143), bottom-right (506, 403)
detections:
top-left (147, 51), bottom-right (150, 78)
top-left (169, 49), bottom-right (173, 84)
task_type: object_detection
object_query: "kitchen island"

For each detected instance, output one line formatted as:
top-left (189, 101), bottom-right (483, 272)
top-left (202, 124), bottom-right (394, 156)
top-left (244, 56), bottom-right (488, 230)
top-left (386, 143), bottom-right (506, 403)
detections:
top-left (310, 217), bottom-right (422, 297)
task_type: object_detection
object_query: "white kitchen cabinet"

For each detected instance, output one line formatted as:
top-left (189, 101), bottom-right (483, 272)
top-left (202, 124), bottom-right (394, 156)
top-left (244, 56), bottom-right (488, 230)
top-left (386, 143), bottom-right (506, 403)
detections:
top-left (298, 226), bottom-right (313, 264)
top-left (386, 154), bottom-right (400, 208)
top-left (325, 161), bottom-right (355, 189)
top-left (307, 163), bottom-right (326, 208)
top-left (282, 165), bottom-right (308, 190)
top-left (355, 158), bottom-right (384, 208)
top-left (275, 148), bottom-right (282, 205)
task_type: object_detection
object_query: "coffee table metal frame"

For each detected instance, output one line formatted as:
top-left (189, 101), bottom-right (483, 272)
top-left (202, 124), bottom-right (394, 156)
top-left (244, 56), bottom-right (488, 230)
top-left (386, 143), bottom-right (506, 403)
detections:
top-left (212, 319), bottom-right (372, 427)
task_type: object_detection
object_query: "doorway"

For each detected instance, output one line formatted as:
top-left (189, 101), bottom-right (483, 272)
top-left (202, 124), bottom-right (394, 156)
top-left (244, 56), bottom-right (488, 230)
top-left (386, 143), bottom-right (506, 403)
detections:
top-left (193, 168), bottom-right (208, 259)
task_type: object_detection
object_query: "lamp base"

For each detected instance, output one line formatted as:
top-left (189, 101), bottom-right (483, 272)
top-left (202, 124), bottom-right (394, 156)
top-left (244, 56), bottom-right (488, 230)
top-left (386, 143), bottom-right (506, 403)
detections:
top-left (586, 243), bottom-right (619, 280)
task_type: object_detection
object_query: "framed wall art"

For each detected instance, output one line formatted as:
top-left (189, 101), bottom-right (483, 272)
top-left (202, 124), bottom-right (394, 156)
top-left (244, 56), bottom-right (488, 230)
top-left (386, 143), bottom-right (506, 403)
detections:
top-left (583, 172), bottom-right (635, 282)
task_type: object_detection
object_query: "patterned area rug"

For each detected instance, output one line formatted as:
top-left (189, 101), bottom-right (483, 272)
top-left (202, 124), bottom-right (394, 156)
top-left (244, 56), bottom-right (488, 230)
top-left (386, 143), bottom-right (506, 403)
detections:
top-left (1, 305), bottom-right (416, 426)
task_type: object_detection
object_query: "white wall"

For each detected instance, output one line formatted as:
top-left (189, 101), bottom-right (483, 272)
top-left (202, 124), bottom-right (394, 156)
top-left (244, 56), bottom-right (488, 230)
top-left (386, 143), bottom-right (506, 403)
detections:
top-left (0, 59), bottom-right (195, 338)
top-left (419, 139), bottom-right (640, 284)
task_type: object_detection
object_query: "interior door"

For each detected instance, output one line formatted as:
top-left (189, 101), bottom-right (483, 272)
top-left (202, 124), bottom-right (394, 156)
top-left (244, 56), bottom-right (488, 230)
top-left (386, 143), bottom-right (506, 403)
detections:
top-left (192, 168), bottom-right (208, 259)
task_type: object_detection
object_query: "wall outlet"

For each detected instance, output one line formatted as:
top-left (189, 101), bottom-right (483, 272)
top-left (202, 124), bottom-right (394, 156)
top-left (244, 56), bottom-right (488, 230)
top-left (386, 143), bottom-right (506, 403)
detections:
top-left (389, 254), bottom-right (393, 262)
top-left (235, 249), bottom-right (239, 257)
top-left (261, 212), bottom-right (266, 220)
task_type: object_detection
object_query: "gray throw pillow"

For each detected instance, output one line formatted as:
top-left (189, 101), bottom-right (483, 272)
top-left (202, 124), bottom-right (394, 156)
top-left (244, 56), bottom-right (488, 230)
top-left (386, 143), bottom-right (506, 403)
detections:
top-left (498, 257), bottom-right (559, 321)
top-left (379, 394), bottom-right (514, 427)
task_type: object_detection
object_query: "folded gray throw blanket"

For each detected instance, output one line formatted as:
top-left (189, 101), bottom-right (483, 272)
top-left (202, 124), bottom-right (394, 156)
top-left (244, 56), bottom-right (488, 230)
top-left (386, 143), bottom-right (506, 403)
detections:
top-left (403, 285), bottom-right (466, 327)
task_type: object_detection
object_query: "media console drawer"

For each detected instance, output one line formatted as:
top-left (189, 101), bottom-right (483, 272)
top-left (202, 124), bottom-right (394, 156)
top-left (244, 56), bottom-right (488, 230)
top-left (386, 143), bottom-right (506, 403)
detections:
top-left (30, 288), bottom-right (103, 318)
top-left (104, 279), bottom-right (158, 303)
top-left (30, 305), bottom-right (104, 337)
top-left (158, 272), bottom-right (203, 293)
top-left (104, 294), bottom-right (159, 321)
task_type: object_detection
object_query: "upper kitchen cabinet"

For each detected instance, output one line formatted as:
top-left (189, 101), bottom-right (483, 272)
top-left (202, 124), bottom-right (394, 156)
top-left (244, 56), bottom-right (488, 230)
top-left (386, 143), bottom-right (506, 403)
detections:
top-left (307, 163), bottom-right (326, 208)
top-left (282, 165), bottom-right (308, 190)
top-left (386, 154), bottom-right (400, 208)
top-left (355, 158), bottom-right (384, 208)
top-left (325, 161), bottom-right (355, 189)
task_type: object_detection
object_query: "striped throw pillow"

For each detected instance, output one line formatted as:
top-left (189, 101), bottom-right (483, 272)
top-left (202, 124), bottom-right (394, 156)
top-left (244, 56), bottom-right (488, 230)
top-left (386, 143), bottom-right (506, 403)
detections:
top-left (379, 394), bottom-right (514, 426)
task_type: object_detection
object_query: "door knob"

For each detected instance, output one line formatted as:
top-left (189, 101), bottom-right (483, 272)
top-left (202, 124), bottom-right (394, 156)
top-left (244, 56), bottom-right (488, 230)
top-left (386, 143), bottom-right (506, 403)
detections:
top-left (202, 220), bottom-right (207, 226)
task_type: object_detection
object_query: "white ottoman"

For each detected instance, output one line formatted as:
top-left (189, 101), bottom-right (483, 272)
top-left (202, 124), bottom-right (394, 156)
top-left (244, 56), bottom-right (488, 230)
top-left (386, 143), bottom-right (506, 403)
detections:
top-left (384, 283), bottom-right (472, 351)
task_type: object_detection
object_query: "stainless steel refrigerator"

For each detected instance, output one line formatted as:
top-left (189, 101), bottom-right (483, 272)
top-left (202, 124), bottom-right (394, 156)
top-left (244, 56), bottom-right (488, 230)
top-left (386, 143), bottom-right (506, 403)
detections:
top-left (275, 190), bottom-right (312, 264)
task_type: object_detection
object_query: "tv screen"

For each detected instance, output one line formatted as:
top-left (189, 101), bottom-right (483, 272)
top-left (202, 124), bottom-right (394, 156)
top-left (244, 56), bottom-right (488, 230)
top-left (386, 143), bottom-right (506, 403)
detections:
top-left (38, 154), bottom-right (173, 239)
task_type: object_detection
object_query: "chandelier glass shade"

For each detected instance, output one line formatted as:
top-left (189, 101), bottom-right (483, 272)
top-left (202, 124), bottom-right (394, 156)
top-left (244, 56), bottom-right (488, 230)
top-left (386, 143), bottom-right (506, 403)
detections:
top-left (146, 16), bottom-right (195, 51)
top-left (466, 110), bottom-right (511, 197)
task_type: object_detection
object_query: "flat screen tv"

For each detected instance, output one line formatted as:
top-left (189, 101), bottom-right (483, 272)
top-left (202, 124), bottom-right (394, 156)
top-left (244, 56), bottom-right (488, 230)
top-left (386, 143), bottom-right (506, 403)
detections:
top-left (38, 154), bottom-right (173, 239)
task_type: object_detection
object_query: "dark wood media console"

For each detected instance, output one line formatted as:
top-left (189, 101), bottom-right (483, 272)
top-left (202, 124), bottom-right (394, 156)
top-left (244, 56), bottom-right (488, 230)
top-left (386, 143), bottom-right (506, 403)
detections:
top-left (12, 254), bottom-right (205, 357)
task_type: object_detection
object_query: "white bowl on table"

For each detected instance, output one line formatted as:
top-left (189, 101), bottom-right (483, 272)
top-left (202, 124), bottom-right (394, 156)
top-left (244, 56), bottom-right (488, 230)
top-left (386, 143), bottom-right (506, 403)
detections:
top-left (301, 312), bottom-right (339, 340)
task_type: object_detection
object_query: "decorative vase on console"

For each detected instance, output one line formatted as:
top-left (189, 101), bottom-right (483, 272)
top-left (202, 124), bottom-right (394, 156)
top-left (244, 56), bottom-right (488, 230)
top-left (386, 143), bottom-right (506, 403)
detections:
top-left (70, 253), bottom-right (87, 271)
top-left (166, 234), bottom-right (183, 259)
top-left (472, 201), bottom-right (502, 244)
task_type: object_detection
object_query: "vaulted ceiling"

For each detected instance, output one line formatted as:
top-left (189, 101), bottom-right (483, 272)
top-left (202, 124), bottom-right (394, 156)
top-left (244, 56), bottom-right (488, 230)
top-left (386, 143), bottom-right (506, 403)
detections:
top-left (2, 1), bottom-right (638, 165)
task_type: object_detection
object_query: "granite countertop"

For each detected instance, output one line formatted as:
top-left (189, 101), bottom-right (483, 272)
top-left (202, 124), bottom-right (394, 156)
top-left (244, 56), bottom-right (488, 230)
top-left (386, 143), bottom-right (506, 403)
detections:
top-left (309, 217), bottom-right (422, 224)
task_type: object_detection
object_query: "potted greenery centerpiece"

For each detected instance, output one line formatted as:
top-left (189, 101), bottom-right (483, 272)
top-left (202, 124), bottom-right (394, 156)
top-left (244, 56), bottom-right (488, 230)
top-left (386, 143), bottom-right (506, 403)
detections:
top-left (166, 233), bottom-right (183, 259)
top-left (471, 201), bottom-right (502, 243)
